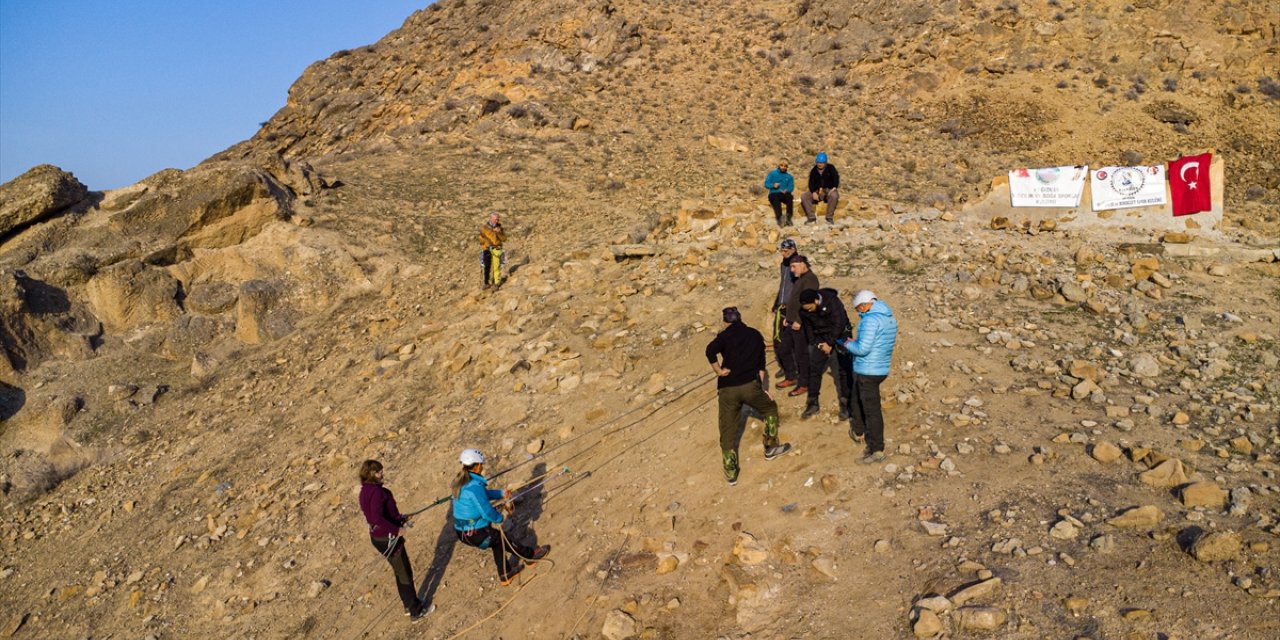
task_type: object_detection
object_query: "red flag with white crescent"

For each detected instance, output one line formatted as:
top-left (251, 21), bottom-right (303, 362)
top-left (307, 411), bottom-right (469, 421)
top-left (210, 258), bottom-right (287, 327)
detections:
top-left (1168, 153), bottom-right (1212, 216)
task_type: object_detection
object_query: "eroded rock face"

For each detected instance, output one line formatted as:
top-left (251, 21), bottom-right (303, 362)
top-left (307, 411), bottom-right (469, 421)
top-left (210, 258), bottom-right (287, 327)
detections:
top-left (234, 279), bottom-right (295, 344)
top-left (84, 261), bottom-right (181, 332)
top-left (0, 270), bottom-right (99, 378)
top-left (0, 165), bottom-right (90, 237)
top-left (104, 163), bottom-right (293, 260)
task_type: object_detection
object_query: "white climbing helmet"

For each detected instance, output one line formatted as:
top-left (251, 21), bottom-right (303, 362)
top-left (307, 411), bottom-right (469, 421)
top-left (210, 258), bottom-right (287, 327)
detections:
top-left (459, 448), bottom-right (486, 466)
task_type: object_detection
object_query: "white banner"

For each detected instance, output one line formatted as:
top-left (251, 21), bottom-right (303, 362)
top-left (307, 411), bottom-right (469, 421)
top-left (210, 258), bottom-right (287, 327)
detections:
top-left (1009, 166), bottom-right (1088, 207)
top-left (1091, 165), bottom-right (1168, 211)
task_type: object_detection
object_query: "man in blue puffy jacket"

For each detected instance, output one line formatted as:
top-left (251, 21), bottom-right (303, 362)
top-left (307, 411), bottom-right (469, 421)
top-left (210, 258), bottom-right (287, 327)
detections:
top-left (763, 159), bottom-right (795, 226)
top-left (839, 290), bottom-right (898, 464)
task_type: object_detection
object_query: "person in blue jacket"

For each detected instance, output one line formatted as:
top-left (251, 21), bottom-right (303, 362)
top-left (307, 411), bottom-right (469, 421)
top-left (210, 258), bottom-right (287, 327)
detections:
top-left (450, 448), bottom-right (549, 585)
top-left (763, 159), bottom-right (796, 226)
top-left (839, 290), bottom-right (898, 464)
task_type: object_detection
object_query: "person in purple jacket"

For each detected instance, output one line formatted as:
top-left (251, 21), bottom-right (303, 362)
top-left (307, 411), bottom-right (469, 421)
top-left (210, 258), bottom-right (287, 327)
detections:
top-left (358, 460), bottom-right (429, 621)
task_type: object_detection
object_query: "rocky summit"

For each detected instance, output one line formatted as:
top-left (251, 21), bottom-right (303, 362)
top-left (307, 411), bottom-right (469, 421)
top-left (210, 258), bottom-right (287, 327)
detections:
top-left (1, 1), bottom-right (1278, 639)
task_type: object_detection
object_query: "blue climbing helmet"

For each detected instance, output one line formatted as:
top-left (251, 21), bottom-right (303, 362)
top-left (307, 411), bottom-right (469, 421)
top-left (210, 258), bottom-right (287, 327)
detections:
top-left (815, 152), bottom-right (828, 164)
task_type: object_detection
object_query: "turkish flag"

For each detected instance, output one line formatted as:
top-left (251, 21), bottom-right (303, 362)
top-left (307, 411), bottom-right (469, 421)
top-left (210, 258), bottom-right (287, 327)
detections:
top-left (1169, 153), bottom-right (1212, 216)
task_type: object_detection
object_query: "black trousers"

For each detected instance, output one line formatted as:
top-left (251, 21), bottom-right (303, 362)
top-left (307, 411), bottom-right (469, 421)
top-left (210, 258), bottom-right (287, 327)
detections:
top-left (370, 535), bottom-right (420, 613)
top-left (849, 373), bottom-right (888, 453)
top-left (806, 347), bottom-right (852, 413)
top-left (457, 526), bottom-right (536, 581)
top-left (768, 192), bottom-right (794, 223)
top-left (779, 326), bottom-right (808, 382)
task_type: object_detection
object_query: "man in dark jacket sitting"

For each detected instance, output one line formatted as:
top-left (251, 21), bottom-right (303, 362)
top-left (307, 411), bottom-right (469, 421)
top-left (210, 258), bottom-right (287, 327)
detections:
top-left (800, 152), bottom-right (840, 224)
top-left (799, 288), bottom-right (852, 419)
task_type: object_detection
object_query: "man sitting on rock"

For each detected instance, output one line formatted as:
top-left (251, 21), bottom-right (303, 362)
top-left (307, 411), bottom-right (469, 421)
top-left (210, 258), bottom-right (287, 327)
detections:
top-left (801, 153), bottom-right (840, 224)
top-left (763, 159), bottom-right (795, 226)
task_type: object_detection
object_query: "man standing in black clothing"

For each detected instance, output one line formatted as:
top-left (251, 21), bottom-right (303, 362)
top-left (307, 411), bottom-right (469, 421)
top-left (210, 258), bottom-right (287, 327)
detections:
top-left (778, 254), bottom-right (819, 396)
top-left (798, 288), bottom-right (853, 420)
top-left (801, 152), bottom-right (840, 224)
top-left (772, 239), bottom-right (799, 381)
top-left (706, 307), bottom-right (793, 485)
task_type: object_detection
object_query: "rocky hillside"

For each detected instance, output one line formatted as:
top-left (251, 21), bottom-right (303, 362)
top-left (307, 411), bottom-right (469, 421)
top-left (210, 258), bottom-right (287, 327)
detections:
top-left (1, 1), bottom-right (1278, 639)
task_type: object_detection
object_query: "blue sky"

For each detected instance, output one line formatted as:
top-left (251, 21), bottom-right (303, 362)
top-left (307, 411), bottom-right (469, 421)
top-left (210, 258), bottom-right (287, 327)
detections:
top-left (1, 1), bottom-right (426, 190)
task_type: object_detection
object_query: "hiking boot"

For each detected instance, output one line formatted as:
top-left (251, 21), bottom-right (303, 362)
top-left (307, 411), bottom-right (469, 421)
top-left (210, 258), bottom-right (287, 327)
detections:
top-left (805, 218), bottom-right (816, 225)
top-left (858, 451), bottom-right (886, 465)
top-left (784, 217), bottom-right (794, 227)
top-left (528, 545), bottom-right (551, 563)
top-left (776, 378), bottom-right (797, 389)
top-left (500, 564), bottom-right (525, 586)
top-left (801, 403), bottom-right (820, 419)
top-left (764, 443), bottom-right (792, 460)
top-left (787, 386), bottom-right (808, 397)
top-left (848, 427), bottom-right (865, 444)
top-left (838, 407), bottom-right (849, 421)
top-left (826, 218), bottom-right (835, 225)
top-left (722, 450), bottom-right (739, 486)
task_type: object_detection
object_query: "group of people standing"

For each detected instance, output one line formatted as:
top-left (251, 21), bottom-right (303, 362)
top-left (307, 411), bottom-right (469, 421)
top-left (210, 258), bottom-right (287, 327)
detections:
top-left (763, 152), bottom-right (841, 226)
top-left (706, 236), bottom-right (899, 484)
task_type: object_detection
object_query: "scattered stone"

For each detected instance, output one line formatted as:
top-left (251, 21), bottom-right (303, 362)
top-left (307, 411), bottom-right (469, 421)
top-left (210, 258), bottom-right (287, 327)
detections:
top-left (306, 580), bottom-right (330, 598)
top-left (1229, 436), bottom-right (1253, 455)
top-left (1130, 257), bottom-right (1160, 281)
top-left (1089, 534), bottom-right (1116, 552)
top-left (1180, 482), bottom-right (1228, 509)
top-left (873, 539), bottom-right (891, 554)
top-left (913, 609), bottom-right (945, 638)
top-left (526, 438), bottom-right (544, 454)
top-left (1050, 520), bottom-right (1080, 540)
top-left (601, 609), bottom-right (638, 640)
top-left (955, 606), bottom-right (1007, 631)
top-left (1090, 441), bottom-right (1122, 463)
top-left (920, 521), bottom-right (949, 537)
top-left (1130, 353), bottom-right (1161, 378)
top-left (732, 532), bottom-right (769, 565)
top-left (950, 577), bottom-right (1002, 605)
top-left (1107, 506), bottom-right (1163, 528)
top-left (915, 595), bottom-right (953, 613)
top-left (1139, 459), bottom-right (1189, 488)
top-left (1190, 531), bottom-right (1241, 562)
top-left (1122, 608), bottom-right (1153, 620)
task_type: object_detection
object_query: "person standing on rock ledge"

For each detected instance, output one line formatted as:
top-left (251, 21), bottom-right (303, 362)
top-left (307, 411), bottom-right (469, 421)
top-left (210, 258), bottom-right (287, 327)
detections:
top-left (778, 254), bottom-right (819, 397)
top-left (358, 460), bottom-right (431, 621)
top-left (479, 211), bottom-right (506, 289)
top-left (801, 153), bottom-right (840, 224)
top-left (706, 306), bottom-right (792, 485)
top-left (839, 290), bottom-right (898, 465)
top-left (451, 448), bottom-right (550, 585)
top-left (763, 159), bottom-right (795, 226)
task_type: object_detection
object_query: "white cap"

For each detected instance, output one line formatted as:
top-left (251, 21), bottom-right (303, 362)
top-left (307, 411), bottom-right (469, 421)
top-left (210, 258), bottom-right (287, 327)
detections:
top-left (853, 290), bottom-right (877, 307)
top-left (459, 448), bottom-right (486, 466)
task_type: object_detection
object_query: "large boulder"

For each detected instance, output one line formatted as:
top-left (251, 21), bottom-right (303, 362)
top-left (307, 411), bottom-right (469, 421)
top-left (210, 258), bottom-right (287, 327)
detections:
top-left (0, 270), bottom-right (99, 377)
top-left (84, 261), bottom-right (182, 332)
top-left (234, 279), bottom-right (295, 344)
top-left (0, 165), bottom-right (90, 237)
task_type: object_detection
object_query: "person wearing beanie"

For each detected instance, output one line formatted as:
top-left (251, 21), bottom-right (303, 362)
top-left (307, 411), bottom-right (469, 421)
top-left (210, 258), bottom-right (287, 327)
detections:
top-left (772, 239), bottom-right (802, 384)
top-left (779, 254), bottom-right (820, 396)
top-left (450, 449), bottom-right (550, 585)
top-left (763, 159), bottom-right (796, 226)
top-left (801, 153), bottom-right (840, 224)
top-left (798, 287), bottom-right (853, 420)
top-left (838, 291), bottom-right (899, 464)
top-left (705, 306), bottom-right (792, 485)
